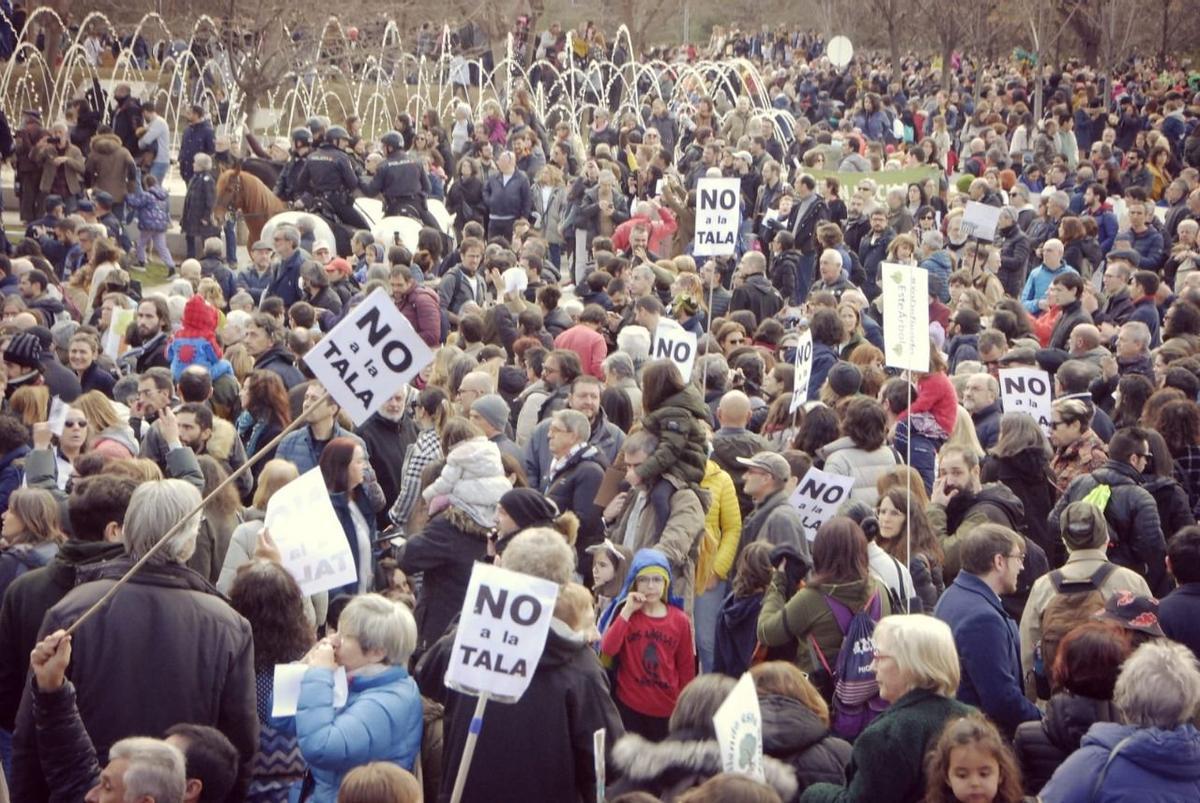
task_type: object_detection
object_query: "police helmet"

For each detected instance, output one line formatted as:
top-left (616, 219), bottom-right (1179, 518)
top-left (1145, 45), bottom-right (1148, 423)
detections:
top-left (325, 126), bottom-right (349, 144)
top-left (380, 131), bottom-right (404, 151)
top-left (291, 128), bottom-right (313, 145)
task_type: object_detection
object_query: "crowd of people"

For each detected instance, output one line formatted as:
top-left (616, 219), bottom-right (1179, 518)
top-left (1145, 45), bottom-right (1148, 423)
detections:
top-left (1, 15), bottom-right (1200, 803)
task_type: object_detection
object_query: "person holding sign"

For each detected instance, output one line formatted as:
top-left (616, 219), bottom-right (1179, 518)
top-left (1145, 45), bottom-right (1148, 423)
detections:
top-left (289, 594), bottom-right (423, 803)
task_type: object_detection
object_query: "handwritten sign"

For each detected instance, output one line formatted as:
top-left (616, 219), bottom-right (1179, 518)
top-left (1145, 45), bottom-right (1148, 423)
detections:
top-left (999, 367), bottom-right (1054, 435)
top-left (789, 467), bottom-right (856, 542)
top-left (693, 177), bottom-right (741, 257)
top-left (790, 329), bottom-right (814, 412)
top-left (712, 673), bottom-right (765, 782)
top-left (265, 468), bottom-right (357, 596)
top-left (882, 262), bottom-right (930, 371)
top-left (444, 562), bottom-right (559, 703)
top-left (303, 287), bottom-right (434, 425)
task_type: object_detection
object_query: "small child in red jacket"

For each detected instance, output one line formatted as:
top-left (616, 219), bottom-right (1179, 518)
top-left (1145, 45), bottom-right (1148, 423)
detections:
top-left (899, 345), bottom-right (957, 445)
top-left (599, 549), bottom-right (696, 741)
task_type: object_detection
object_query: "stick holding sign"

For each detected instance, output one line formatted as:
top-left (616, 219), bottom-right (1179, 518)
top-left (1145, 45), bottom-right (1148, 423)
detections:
top-left (444, 562), bottom-right (560, 802)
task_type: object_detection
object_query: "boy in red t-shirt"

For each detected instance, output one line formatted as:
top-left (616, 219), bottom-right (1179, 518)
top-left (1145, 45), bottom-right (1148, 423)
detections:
top-left (599, 549), bottom-right (696, 741)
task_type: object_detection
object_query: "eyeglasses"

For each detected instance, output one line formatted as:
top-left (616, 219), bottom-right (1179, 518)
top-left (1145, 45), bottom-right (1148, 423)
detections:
top-left (1006, 552), bottom-right (1026, 565)
top-left (1135, 452), bottom-right (1153, 461)
top-left (1050, 419), bottom-right (1068, 428)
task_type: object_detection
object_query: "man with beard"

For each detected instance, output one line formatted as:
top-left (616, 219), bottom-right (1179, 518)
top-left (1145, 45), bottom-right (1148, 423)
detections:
top-left (841, 192), bottom-right (871, 254)
top-left (121, 297), bottom-right (170, 373)
top-left (855, 205), bottom-right (893, 300)
top-left (357, 386), bottom-right (420, 528)
top-left (928, 445), bottom-right (1050, 627)
top-left (962, 373), bottom-right (1002, 450)
top-left (243, 312), bottom-right (303, 390)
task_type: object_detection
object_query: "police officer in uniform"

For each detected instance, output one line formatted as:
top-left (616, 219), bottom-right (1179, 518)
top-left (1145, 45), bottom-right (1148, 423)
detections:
top-left (362, 131), bottom-right (441, 231)
top-left (292, 126), bottom-right (369, 230)
top-left (274, 128), bottom-right (312, 203)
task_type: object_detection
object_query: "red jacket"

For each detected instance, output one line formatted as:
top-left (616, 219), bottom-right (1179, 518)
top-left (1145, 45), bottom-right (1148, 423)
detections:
top-left (611, 207), bottom-right (678, 254)
top-left (397, 285), bottom-right (442, 347)
top-left (554, 324), bottom-right (607, 379)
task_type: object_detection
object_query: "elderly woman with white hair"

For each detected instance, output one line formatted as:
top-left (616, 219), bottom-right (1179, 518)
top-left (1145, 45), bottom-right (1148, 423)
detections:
top-left (181, 150), bottom-right (218, 259)
top-left (13, 479), bottom-right (257, 796)
top-left (1038, 639), bottom-right (1200, 801)
top-left (290, 594), bottom-right (423, 803)
top-left (800, 615), bottom-right (972, 803)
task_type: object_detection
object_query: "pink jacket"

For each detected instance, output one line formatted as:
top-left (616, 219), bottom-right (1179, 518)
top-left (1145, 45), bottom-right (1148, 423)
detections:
top-left (554, 325), bottom-right (607, 379)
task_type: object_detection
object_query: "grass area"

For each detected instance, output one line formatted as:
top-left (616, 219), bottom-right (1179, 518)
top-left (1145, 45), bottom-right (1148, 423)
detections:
top-left (7, 225), bottom-right (174, 290)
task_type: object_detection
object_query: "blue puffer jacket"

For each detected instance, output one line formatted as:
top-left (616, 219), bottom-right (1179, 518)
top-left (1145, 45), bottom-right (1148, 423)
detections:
top-left (294, 665), bottom-right (423, 803)
top-left (126, 186), bottom-right (171, 233)
top-left (1039, 721), bottom-right (1200, 803)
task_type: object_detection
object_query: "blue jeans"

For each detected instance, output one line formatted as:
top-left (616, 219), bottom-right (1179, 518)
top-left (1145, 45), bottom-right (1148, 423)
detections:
top-left (794, 252), bottom-right (815, 304)
top-left (149, 162), bottom-right (169, 184)
top-left (694, 579), bottom-right (728, 673)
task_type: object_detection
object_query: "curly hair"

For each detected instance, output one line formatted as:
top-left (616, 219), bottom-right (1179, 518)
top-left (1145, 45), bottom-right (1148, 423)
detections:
top-left (924, 713), bottom-right (1024, 803)
top-left (1156, 399), bottom-right (1200, 456)
top-left (229, 559), bottom-right (314, 672)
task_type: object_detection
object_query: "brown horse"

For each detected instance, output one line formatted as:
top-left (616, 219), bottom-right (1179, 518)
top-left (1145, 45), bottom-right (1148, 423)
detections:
top-left (215, 166), bottom-right (289, 246)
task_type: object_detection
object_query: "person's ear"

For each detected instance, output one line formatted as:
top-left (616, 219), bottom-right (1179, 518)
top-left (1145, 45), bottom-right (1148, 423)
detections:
top-left (103, 521), bottom-right (122, 544)
top-left (183, 777), bottom-right (203, 803)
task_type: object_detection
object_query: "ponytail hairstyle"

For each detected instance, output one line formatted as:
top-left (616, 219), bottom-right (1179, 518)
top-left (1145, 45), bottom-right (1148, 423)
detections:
top-left (416, 386), bottom-right (451, 436)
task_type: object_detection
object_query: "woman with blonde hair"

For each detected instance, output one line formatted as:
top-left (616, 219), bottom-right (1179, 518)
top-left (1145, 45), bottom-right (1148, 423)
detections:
top-left (942, 404), bottom-right (985, 461)
top-left (0, 487), bottom-right (66, 598)
top-left (336, 763), bottom-right (421, 803)
top-left (751, 661), bottom-right (851, 794)
top-left (886, 232), bottom-right (919, 264)
top-left (73, 390), bottom-right (137, 459)
top-left (9, 385), bottom-right (48, 428)
top-left (197, 276), bottom-right (227, 318)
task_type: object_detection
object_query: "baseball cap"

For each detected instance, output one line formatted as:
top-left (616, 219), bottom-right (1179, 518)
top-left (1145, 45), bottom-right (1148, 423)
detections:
top-left (737, 452), bottom-right (790, 483)
top-left (1094, 591), bottom-right (1164, 637)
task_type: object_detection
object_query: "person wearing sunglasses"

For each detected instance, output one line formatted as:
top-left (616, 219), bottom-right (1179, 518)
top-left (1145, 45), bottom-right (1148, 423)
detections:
top-left (1047, 426), bottom-right (1171, 598)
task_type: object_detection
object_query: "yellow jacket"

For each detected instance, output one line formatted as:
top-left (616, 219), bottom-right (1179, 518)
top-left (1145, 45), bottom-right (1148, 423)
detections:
top-left (697, 459), bottom-right (742, 588)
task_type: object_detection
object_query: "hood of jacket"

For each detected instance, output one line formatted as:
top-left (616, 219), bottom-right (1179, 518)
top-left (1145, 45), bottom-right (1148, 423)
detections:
top-left (945, 481), bottom-right (1025, 533)
top-left (719, 591), bottom-right (764, 631)
top-left (922, 249), bottom-right (953, 272)
top-left (1091, 460), bottom-right (1142, 488)
top-left (202, 417), bottom-right (237, 462)
top-left (89, 133), bottom-right (123, 156)
top-left (599, 548), bottom-right (684, 634)
top-left (96, 424), bottom-right (138, 455)
top-left (612, 731), bottom-right (799, 801)
top-left (536, 617), bottom-right (593, 670)
top-left (1043, 692), bottom-right (1119, 753)
top-left (659, 383), bottom-right (711, 422)
top-left (759, 693), bottom-right (834, 755)
top-left (1081, 722), bottom-right (1200, 782)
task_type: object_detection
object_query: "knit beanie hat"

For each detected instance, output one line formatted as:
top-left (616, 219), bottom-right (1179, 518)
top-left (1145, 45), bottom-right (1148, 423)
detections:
top-left (4, 331), bottom-right (43, 371)
top-left (1059, 501), bottom-right (1109, 551)
top-left (471, 394), bottom-right (510, 433)
top-left (499, 488), bottom-right (559, 531)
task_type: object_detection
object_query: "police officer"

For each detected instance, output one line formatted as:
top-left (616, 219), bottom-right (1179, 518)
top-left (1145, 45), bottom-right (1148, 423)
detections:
top-left (362, 131), bottom-right (441, 230)
top-left (293, 126), bottom-right (369, 230)
top-left (274, 128), bottom-right (312, 202)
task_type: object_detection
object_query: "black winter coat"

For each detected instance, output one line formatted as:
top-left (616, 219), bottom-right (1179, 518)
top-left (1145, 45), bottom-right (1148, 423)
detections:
top-left (396, 507), bottom-right (490, 655)
top-left (1014, 693), bottom-right (1119, 794)
top-left (358, 413), bottom-right (420, 529)
top-left (981, 449), bottom-right (1058, 563)
top-left (416, 620), bottom-right (625, 803)
top-left (760, 693), bottom-right (851, 799)
top-left (544, 444), bottom-right (606, 565)
top-left (1142, 474), bottom-right (1196, 542)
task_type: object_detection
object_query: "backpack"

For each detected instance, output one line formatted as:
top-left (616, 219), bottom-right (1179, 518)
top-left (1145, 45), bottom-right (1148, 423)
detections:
top-left (810, 591), bottom-right (887, 741)
top-left (1032, 563), bottom-right (1117, 698)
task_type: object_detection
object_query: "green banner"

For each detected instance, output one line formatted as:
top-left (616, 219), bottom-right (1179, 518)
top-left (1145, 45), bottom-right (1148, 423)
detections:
top-left (803, 165), bottom-right (943, 188)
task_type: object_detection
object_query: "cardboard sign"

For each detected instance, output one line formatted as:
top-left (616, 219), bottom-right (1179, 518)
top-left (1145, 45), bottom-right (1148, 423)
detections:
top-left (999, 367), bottom-right (1054, 435)
top-left (265, 468), bottom-right (358, 596)
top-left (881, 262), bottom-right (931, 372)
top-left (444, 562), bottom-right (559, 703)
top-left (790, 329), bottom-right (814, 412)
top-left (270, 663), bottom-right (348, 717)
top-left (693, 176), bottom-right (741, 257)
top-left (789, 467), bottom-right (857, 542)
top-left (303, 287), bottom-right (434, 425)
top-left (960, 201), bottom-right (1002, 242)
top-left (653, 322), bottom-right (699, 382)
top-left (712, 673), bottom-right (765, 782)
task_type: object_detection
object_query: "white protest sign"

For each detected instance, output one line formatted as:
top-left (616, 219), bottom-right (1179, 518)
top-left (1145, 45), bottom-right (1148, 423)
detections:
top-left (712, 673), bottom-right (765, 782)
top-left (693, 176), bottom-right (741, 257)
top-left (444, 561), bottom-right (560, 703)
top-left (999, 367), bottom-right (1054, 435)
top-left (826, 36), bottom-right (854, 69)
top-left (881, 262), bottom-right (931, 372)
top-left (789, 467), bottom-right (857, 543)
top-left (270, 663), bottom-right (349, 717)
top-left (303, 287), bottom-right (434, 425)
top-left (653, 322), bottom-right (699, 382)
top-left (47, 397), bottom-right (68, 437)
top-left (594, 729), bottom-right (607, 803)
top-left (960, 201), bottom-right (1002, 242)
top-left (265, 468), bottom-right (358, 596)
top-left (790, 329), bottom-right (814, 413)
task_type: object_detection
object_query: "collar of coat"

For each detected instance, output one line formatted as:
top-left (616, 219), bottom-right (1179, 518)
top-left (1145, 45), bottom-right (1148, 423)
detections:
top-left (610, 732), bottom-right (799, 801)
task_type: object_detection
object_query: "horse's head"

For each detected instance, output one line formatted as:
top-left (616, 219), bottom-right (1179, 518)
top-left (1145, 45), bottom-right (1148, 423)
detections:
top-left (214, 167), bottom-right (243, 217)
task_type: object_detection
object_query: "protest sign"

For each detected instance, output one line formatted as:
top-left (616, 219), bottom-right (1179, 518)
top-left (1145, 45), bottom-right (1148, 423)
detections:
top-left (789, 467), bottom-right (856, 542)
top-left (790, 329), bottom-right (814, 413)
top-left (653, 322), bottom-right (699, 382)
top-left (270, 663), bottom-right (348, 717)
top-left (594, 729), bottom-right (607, 803)
top-left (444, 561), bottom-right (559, 703)
top-left (712, 673), bottom-right (765, 782)
top-left (47, 397), bottom-right (67, 437)
top-left (960, 201), bottom-right (1002, 242)
top-left (881, 262), bottom-right (931, 371)
top-left (999, 367), bottom-right (1054, 435)
top-left (265, 467), bottom-right (357, 596)
top-left (693, 176), bottom-right (741, 257)
top-left (303, 287), bottom-right (434, 425)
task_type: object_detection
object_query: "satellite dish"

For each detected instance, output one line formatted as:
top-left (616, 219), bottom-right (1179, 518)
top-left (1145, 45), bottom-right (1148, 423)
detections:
top-left (826, 36), bottom-right (854, 69)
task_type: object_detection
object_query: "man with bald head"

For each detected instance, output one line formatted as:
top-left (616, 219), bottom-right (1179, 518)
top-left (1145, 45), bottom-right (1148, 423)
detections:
top-left (729, 251), bottom-right (783, 323)
top-left (811, 247), bottom-right (855, 299)
top-left (712, 390), bottom-right (770, 517)
top-left (1021, 238), bottom-right (1077, 315)
top-left (1066, 324), bottom-right (1109, 371)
